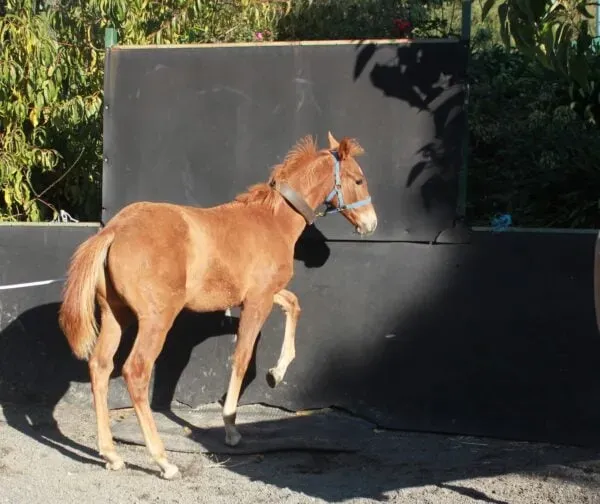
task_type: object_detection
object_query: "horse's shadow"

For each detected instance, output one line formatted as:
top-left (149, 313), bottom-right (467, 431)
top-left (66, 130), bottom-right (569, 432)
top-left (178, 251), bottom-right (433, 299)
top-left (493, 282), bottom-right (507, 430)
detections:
top-left (0, 301), bottom-right (101, 466)
top-left (0, 226), bottom-right (331, 466)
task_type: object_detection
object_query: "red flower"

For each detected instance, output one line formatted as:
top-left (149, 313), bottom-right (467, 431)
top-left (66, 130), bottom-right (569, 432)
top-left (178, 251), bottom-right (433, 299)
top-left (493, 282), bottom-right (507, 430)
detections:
top-left (393, 18), bottom-right (412, 35)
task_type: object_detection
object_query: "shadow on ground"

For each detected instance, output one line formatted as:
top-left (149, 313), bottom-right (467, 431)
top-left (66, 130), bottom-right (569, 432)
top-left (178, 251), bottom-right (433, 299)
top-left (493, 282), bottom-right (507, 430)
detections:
top-left (208, 417), bottom-right (600, 503)
top-left (105, 403), bottom-right (600, 502)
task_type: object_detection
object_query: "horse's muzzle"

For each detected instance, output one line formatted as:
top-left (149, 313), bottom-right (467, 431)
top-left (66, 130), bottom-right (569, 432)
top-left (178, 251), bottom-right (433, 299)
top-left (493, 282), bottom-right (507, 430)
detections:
top-left (356, 215), bottom-right (378, 237)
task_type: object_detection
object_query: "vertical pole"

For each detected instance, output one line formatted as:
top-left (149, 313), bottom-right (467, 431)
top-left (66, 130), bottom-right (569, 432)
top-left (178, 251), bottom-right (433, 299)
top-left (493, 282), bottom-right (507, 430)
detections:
top-left (596, 1), bottom-right (600, 45)
top-left (594, 231), bottom-right (600, 335)
top-left (104, 27), bottom-right (118, 49)
top-left (457, 0), bottom-right (472, 221)
top-left (461, 0), bottom-right (472, 42)
top-left (102, 26), bottom-right (117, 227)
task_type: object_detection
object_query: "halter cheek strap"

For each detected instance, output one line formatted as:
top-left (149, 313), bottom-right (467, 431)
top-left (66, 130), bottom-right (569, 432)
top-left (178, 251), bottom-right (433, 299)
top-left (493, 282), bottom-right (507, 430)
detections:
top-left (319, 150), bottom-right (372, 216)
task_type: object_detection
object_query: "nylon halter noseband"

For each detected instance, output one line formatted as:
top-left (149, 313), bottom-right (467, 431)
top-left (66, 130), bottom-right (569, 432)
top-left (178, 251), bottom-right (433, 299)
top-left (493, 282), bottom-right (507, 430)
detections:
top-left (270, 150), bottom-right (372, 225)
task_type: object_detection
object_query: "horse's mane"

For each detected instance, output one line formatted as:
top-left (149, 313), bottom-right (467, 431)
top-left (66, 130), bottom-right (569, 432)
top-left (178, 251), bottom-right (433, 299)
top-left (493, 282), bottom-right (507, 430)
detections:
top-left (234, 135), bottom-right (324, 210)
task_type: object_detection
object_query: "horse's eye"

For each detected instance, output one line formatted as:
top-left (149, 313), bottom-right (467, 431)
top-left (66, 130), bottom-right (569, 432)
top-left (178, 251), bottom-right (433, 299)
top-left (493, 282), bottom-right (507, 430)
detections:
top-left (356, 179), bottom-right (364, 185)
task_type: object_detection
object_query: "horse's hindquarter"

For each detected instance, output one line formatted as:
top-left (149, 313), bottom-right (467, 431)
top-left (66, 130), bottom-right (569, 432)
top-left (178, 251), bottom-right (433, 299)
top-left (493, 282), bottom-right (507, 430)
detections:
top-left (102, 202), bottom-right (194, 316)
top-left (183, 205), bottom-right (294, 312)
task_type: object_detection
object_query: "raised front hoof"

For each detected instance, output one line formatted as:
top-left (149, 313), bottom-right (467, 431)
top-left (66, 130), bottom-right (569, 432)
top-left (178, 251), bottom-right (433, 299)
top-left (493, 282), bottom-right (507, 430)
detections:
top-left (161, 463), bottom-right (181, 480)
top-left (266, 368), bottom-right (283, 388)
top-left (224, 428), bottom-right (242, 447)
top-left (104, 457), bottom-right (125, 471)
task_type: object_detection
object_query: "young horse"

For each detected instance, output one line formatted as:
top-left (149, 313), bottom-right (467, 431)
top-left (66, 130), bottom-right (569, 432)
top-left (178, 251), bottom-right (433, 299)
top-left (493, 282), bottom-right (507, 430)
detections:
top-left (58, 132), bottom-right (378, 479)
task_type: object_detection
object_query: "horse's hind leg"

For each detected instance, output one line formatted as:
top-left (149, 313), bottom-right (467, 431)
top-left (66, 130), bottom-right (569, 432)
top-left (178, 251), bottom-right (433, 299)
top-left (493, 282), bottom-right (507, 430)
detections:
top-left (89, 297), bottom-right (130, 471)
top-left (266, 289), bottom-right (300, 388)
top-left (122, 312), bottom-right (180, 479)
top-left (223, 295), bottom-right (274, 447)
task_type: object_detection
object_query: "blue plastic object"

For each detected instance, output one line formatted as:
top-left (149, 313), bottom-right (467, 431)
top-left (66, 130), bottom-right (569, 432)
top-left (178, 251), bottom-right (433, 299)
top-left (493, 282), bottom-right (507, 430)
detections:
top-left (491, 213), bottom-right (512, 232)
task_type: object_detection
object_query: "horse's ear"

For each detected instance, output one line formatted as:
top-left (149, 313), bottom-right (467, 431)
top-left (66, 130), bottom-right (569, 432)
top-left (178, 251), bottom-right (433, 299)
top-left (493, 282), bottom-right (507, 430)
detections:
top-left (337, 137), bottom-right (365, 160)
top-left (327, 131), bottom-right (339, 149)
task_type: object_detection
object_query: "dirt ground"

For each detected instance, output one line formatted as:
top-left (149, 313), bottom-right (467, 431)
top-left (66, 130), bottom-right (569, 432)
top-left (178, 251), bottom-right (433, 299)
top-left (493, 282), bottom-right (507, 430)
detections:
top-left (2, 402), bottom-right (600, 504)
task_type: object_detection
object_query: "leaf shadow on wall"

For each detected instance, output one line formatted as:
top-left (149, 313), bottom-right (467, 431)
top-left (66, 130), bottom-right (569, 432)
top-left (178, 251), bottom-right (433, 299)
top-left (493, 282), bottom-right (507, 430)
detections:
top-left (354, 40), bottom-right (467, 217)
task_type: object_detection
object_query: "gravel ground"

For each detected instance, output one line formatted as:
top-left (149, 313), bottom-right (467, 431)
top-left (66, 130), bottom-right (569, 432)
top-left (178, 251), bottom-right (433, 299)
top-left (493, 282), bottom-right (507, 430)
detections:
top-left (2, 402), bottom-right (600, 504)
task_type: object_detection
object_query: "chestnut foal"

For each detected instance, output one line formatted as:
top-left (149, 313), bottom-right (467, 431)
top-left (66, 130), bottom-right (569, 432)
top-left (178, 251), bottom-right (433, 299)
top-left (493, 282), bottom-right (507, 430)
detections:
top-left (58, 132), bottom-right (378, 479)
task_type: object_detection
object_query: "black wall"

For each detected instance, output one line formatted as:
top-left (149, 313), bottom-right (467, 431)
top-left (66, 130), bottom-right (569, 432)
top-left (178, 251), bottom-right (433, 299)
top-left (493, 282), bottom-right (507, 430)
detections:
top-left (102, 40), bottom-right (468, 243)
top-left (2, 225), bottom-right (600, 447)
top-left (148, 230), bottom-right (600, 447)
top-left (0, 224), bottom-right (99, 405)
top-left (2, 41), bottom-right (599, 449)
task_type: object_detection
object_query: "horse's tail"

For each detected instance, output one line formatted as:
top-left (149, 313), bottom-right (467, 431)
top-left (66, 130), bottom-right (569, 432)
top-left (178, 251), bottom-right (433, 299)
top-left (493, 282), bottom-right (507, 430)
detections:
top-left (58, 229), bottom-right (115, 361)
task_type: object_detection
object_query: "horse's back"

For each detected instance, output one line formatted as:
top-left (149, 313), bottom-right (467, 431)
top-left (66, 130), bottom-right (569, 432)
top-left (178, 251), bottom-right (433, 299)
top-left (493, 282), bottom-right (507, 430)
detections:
top-left (102, 200), bottom-right (293, 315)
top-left (181, 205), bottom-right (279, 311)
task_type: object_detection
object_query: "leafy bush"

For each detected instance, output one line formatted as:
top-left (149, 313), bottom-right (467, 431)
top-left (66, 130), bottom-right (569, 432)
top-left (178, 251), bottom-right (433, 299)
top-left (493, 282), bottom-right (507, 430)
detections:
top-left (276, 0), bottom-right (403, 40)
top-left (2, 0), bottom-right (597, 228)
top-left (0, 0), bottom-right (282, 222)
top-left (482, 0), bottom-right (600, 127)
top-left (275, 0), bottom-right (505, 42)
top-left (0, 3), bottom-right (103, 221)
top-left (466, 46), bottom-right (600, 228)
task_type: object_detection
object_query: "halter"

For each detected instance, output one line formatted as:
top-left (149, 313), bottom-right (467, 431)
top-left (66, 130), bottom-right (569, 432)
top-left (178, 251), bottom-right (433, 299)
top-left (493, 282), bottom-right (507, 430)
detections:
top-left (320, 150), bottom-right (372, 216)
top-left (270, 150), bottom-right (372, 225)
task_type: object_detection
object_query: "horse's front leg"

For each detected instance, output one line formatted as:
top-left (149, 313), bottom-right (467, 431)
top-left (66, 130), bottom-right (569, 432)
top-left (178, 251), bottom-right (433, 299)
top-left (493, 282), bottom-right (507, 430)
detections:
top-left (222, 294), bottom-right (274, 446)
top-left (266, 289), bottom-right (300, 388)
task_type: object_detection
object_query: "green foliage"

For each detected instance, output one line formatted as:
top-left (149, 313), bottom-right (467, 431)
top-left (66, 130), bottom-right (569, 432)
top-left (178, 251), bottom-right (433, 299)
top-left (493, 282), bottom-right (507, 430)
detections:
top-left (466, 47), bottom-right (600, 228)
top-left (482, 0), bottom-right (600, 126)
top-left (408, 0), bottom-right (498, 41)
top-left (1, 0), bottom-right (598, 229)
top-left (274, 0), bottom-right (506, 42)
top-left (1, 5), bottom-right (85, 220)
top-left (276, 0), bottom-right (400, 40)
top-left (1, 0), bottom-right (106, 221)
top-left (0, 0), bottom-right (282, 222)
top-left (470, 0), bottom-right (600, 227)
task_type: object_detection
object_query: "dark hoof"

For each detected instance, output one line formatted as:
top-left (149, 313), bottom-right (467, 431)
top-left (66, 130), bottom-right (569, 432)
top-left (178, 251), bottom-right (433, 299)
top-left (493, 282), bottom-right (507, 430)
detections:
top-left (266, 369), bottom-right (279, 388)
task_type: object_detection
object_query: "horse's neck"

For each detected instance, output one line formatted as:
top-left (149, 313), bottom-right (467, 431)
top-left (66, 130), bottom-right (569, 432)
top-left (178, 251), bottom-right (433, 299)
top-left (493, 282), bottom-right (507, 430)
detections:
top-left (271, 157), bottom-right (334, 243)
top-left (293, 155), bottom-right (334, 209)
top-left (270, 202), bottom-right (310, 244)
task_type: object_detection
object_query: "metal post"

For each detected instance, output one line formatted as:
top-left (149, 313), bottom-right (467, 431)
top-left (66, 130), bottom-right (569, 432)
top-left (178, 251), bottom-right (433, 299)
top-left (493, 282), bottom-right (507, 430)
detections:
top-left (457, 0), bottom-right (472, 221)
top-left (461, 0), bottom-right (473, 42)
top-left (105, 27), bottom-right (118, 49)
top-left (594, 231), bottom-right (600, 335)
top-left (596, 1), bottom-right (600, 42)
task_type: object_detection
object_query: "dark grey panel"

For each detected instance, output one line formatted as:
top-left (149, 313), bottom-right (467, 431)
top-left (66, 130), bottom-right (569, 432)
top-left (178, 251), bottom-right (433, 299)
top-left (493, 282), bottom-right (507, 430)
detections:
top-left (0, 224), bottom-right (141, 459)
top-left (102, 41), bottom-right (468, 242)
top-left (3, 228), bottom-right (599, 448)
top-left (0, 225), bottom-right (97, 286)
top-left (594, 231), bottom-right (600, 333)
top-left (0, 225), bottom-right (102, 404)
top-left (148, 231), bottom-right (600, 447)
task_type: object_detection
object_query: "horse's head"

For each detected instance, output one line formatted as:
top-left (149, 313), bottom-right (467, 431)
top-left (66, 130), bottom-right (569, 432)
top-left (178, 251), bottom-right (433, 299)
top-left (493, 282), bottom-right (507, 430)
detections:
top-left (324, 132), bottom-right (378, 237)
